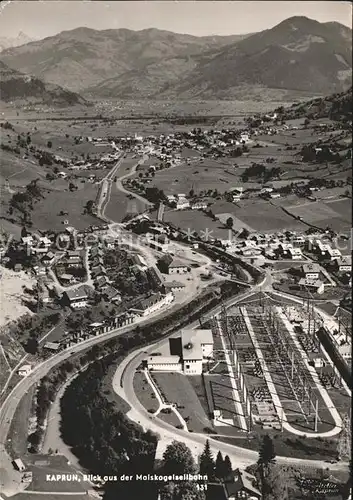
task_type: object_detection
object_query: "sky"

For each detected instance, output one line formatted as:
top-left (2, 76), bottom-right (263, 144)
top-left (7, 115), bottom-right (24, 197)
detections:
top-left (0, 1), bottom-right (352, 39)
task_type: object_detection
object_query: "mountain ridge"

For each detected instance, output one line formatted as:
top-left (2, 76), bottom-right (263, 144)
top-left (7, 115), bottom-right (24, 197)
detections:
top-left (0, 17), bottom-right (351, 100)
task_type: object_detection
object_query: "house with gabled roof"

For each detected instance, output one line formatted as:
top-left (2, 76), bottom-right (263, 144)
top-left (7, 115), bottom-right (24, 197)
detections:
top-left (206, 469), bottom-right (262, 499)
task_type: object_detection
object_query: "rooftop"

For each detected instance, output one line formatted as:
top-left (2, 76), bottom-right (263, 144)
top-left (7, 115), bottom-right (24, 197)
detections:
top-left (337, 255), bottom-right (352, 265)
top-left (169, 258), bottom-right (188, 269)
top-left (64, 286), bottom-right (88, 301)
top-left (181, 329), bottom-right (213, 360)
top-left (303, 263), bottom-right (321, 273)
top-left (147, 355), bottom-right (180, 365)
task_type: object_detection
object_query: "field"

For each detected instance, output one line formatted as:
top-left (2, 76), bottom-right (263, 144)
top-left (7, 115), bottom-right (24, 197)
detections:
top-left (151, 158), bottom-right (243, 195)
top-left (0, 217), bottom-right (26, 239)
top-left (157, 409), bottom-right (183, 427)
top-left (285, 198), bottom-right (352, 232)
top-left (0, 150), bottom-right (54, 189)
top-left (105, 182), bottom-right (148, 222)
top-left (224, 199), bottom-right (308, 232)
top-left (163, 208), bottom-right (232, 240)
top-left (133, 371), bottom-right (159, 413)
top-left (151, 372), bottom-right (212, 432)
top-left (31, 183), bottom-right (103, 231)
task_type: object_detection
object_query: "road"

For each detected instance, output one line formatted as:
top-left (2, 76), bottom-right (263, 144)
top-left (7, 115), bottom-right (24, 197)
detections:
top-left (0, 260), bottom-right (267, 498)
top-left (112, 280), bottom-right (348, 472)
top-left (114, 155), bottom-right (154, 209)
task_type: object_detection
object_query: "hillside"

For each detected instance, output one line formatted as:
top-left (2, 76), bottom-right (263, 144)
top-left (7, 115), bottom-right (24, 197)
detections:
top-left (276, 87), bottom-right (352, 121)
top-left (0, 27), bottom-right (248, 93)
top-left (0, 61), bottom-right (89, 107)
top-left (162, 16), bottom-right (352, 99)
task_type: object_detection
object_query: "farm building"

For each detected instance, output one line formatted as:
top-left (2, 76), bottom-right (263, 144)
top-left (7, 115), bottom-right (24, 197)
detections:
top-left (130, 292), bottom-right (174, 317)
top-left (206, 468), bottom-right (262, 499)
top-left (63, 286), bottom-right (88, 309)
top-left (158, 255), bottom-right (189, 275)
top-left (167, 259), bottom-right (189, 275)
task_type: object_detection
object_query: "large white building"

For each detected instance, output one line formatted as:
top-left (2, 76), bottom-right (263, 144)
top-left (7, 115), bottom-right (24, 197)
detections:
top-left (146, 328), bottom-right (214, 375)
top-left (130, 292), bottom-right (174, 317)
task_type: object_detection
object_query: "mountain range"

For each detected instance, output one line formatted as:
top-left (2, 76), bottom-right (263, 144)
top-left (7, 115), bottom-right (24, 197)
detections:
top-left (0, 17), bottom-right (351, 100)
top-left (0, 61), bottom-right (88, 107)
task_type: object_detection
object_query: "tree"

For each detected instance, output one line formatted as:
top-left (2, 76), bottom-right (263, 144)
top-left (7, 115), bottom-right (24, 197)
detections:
top-left (47, 140), bottom-right (52, 148)
top-left (199, 440), bottom-right (215, 480)
top-left (163, 441), bottom-right (196, 475)
top-left (258, 434), bottom-right (276, 499)
top-left (226, 217), bottom-right (234, 229)
top-left (26, 135), bottom-right (31, 145)
top-left (238, 228), bottom-right (250, 239)
top-left (24, 337), bottom-right (39, 354)
top-left (215, 451), bottom-right (225, 480)
top-left (223, 455), bottom-right (232, 478)
top-left (189, 189), bottom-right (195, 198)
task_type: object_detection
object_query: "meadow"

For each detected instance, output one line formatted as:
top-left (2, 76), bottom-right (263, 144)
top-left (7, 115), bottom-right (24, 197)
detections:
top-left (31, 182), bottom-right (102, 231)
top-left (163, 208), bottom-right (232, 240)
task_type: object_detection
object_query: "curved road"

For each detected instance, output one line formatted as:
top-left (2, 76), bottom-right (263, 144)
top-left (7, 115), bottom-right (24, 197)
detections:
top-left (112, 287), bottom-right (349, 472)
top-left (0, 268), bottom-right (268, 497)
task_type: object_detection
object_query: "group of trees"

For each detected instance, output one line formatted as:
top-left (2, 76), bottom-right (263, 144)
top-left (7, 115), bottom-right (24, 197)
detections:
top-left (301, 144), bottom-right (344, 164)
top-left (144, 186), bottom-right (167, 205)
top-left (60, 357), bottom-right (158, 499)
top-left (199, 441), bottom-right (232, 481)
top-left (8, 179), bottom-right (44, 225)
top-left (241, 163), bottom-right (282, 183)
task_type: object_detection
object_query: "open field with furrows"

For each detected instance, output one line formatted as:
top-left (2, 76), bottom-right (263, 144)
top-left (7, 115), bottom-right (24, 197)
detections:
top-left (222, 199), bottom-right (309, 232)
top-left (133, 371), bottom-right (160, 413)
top-left (31, 183), bottom-right (103, 231)
top-left (163, 209), bottom-right (231, 240)
top-left (151, 372), bottom-right (212, 433)
top-left (285, 198), bottom-right (352, 232)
